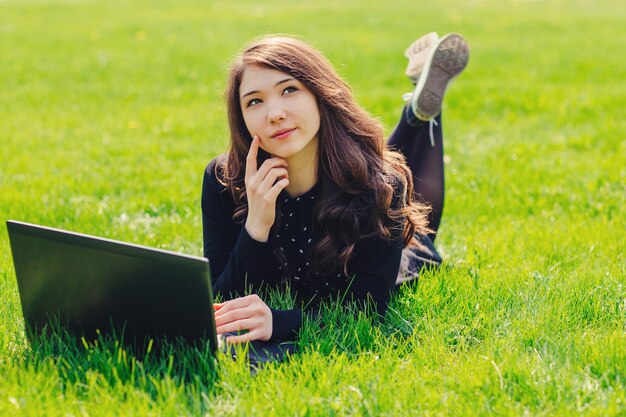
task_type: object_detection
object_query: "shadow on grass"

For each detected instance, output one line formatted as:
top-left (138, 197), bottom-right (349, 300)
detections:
top-left (19, 323), bottom-right (220, 402)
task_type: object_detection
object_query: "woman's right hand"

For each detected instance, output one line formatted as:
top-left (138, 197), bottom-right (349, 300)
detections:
top-left (244, 135), bottom-right (290, 242)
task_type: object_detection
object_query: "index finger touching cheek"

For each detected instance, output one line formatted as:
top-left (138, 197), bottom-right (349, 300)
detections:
top-left (245, 135), bottom-right (260, 178)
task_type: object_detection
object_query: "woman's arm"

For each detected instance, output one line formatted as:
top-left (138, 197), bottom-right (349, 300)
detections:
top-left (201, 158), bottom-right (278, 297)
top-left (346, 234), bottom-right (404, 317)
top-left (202, 137), bottom-right (301, 342)
top-left (202, 136), bottom-right (291, 295)
top-left (202, 162), bottom-right (303, 341)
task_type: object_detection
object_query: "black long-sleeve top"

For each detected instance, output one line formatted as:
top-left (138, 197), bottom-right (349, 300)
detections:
top-left (201, 158), bottom-right (404, 341)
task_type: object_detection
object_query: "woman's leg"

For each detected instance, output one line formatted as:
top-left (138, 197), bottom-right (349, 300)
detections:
top-left (389, 32), bottom-right (468, 242)
top-left (388, 107), bottom-right (444, 242)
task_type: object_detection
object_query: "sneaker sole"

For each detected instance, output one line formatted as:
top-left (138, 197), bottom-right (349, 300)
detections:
top-left (412, 33), bottom-right (469, 120)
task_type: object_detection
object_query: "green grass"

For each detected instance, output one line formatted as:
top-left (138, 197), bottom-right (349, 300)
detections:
top-left (1, 0), bottom-right (625, 415)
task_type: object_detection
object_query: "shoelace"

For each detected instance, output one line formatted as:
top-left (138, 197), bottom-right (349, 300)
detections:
top-left (428, 118), bottom-right (438, 148)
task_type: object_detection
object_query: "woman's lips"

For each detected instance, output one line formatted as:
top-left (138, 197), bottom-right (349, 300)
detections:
top-left (271, 127), bottom-right (296, 140)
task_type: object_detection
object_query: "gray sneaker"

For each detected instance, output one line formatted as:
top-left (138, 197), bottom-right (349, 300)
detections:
top-left (410, 33), bottom-right (469, 121)
top-left (404, 32), bottom-right (440, 84)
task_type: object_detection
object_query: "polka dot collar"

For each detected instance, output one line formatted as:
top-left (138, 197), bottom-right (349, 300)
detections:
top-left (280, 181), bottom-right (321, 203)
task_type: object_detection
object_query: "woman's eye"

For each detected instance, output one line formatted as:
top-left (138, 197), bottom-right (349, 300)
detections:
top-left (247, 98), bottom-right (261, 107)
top-left (283, 86), bottom-right (298, 95)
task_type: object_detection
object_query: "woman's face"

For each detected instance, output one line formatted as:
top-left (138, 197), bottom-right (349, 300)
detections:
top-left (239, 65), bottom-right (321, 160)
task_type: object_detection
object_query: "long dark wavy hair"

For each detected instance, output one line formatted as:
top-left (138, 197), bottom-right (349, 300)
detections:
top-left (217, 35), bottom-right (431, 277)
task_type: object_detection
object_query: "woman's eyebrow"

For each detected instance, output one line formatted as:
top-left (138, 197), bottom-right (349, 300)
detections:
top-left (240, 77), bottom-right (296, 99)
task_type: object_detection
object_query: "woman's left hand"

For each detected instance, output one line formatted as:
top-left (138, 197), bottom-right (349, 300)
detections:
top-left (213, 294), bottom-right (273, 343)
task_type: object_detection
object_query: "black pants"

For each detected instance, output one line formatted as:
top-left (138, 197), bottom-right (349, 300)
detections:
top-left (387, 106), bottom-right (444, 284)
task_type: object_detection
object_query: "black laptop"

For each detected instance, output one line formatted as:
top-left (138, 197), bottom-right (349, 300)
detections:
top-left (7, 220), bottom-right (295, 363)
top-left (6, 220), bottom-right (218, 351)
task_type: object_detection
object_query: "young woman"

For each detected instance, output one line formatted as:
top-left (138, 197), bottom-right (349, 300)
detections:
top-left (202, 33), bottom-right (469, 344)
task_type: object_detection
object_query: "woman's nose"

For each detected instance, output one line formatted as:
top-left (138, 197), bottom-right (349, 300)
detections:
top-left (267, 103), bottom-right (286, 123)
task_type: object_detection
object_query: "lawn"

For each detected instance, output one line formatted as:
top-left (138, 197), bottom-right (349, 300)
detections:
top-left (1, 0), bottom-right (625, 415)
